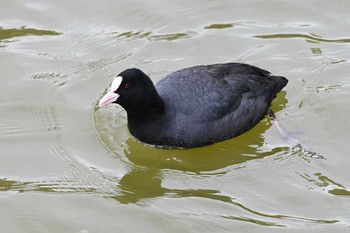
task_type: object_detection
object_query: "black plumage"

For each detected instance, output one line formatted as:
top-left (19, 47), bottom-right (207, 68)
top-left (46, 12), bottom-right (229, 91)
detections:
top-left (99, 63), bottom-right (288, 148)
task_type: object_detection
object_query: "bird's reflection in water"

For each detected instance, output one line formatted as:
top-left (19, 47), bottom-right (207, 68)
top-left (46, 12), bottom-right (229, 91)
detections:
top-left (113, 134), bottom-right (286, 205)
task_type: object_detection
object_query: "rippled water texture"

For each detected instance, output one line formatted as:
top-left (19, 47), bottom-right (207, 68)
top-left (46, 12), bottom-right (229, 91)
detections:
top-left (0, 1), bottom-right (349, 232)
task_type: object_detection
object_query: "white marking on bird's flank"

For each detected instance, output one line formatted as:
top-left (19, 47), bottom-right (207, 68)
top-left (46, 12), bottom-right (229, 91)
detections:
top-left (110, 76), bottom-right (123, 92)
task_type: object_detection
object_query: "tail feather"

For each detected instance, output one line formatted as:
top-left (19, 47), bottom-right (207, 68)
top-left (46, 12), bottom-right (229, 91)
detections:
top-left (272, 75), bottom-right (288, 92)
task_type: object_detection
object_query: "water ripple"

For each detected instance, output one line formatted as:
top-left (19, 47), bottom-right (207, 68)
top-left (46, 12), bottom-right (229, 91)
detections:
top-left (0, 26), bottom-right (61, 46)
top-left (254, 33), bottom-right (350, 44)
top-left (113, 30), bottom-right (197, 42)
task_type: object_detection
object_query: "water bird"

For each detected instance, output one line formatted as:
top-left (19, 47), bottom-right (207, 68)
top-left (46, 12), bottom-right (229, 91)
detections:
top-left (99, 63), bottom-right (288, 149)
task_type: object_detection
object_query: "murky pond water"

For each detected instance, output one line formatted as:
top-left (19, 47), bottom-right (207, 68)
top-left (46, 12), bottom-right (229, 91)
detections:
top-left (1, 0), bottom-right (349, 232)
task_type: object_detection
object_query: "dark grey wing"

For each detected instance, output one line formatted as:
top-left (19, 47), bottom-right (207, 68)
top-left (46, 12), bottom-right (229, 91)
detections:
top-left (156, 66), bottom-right (249, 124)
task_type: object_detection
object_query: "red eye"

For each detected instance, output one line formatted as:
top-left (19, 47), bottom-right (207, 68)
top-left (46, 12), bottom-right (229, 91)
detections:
top-left (123, 83), bottom-right (130, 89)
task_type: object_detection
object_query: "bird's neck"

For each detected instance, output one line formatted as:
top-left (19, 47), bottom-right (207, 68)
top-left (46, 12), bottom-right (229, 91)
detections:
top-left (127, 93), bottom-right (165, 125)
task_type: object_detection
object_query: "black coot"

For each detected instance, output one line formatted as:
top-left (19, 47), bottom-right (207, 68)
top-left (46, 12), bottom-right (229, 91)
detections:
top-left (99, 63), bottom-right (288, 148)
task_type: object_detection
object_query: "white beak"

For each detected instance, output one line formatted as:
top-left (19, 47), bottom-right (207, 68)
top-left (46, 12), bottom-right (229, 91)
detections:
top-left (98, 76), bottom-right (123, 108)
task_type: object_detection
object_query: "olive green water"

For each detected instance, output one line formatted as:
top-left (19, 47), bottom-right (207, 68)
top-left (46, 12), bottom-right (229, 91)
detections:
top-left (0, 1), bottom-right (349, 232)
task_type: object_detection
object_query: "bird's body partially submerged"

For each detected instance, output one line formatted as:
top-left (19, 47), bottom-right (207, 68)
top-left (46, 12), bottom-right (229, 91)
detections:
top-left (99, 63), bottom-right (288, 149)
